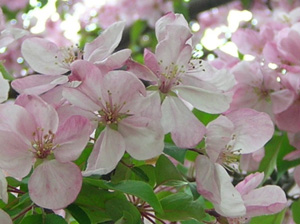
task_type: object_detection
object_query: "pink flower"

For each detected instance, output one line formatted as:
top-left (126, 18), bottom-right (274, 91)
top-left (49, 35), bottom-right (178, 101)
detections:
top-left (62, 61), bottom-right (164, 175)
top-left (0, 95), bottom-right (92, 209)
top-left (126, 12), bottom-right (235, 148)
top-left (206, 108), bottom-right (274, 166)
top-left (12, 21), bottom-right (131, 96)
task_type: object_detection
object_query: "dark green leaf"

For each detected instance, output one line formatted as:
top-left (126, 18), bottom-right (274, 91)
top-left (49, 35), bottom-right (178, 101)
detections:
top-left (20, 214), bottom-right (67, 224)
top-left (163, 143), bottom-right (187, 164)
top-left (192, 109), bottom-right (219, 126)
top-left (240, 0), bottom-right (253, 9)
top-left (66, 204), bottom-right (91, 224)
top-left (134, 165), bottom-right (156, 187)
top-left (73, 143), bottom-right (93, 169)
top-left (155, 154), bottom-right (185, 186)
top-left (84, 179), bottom-right (163, 213)
top-left (157, 192), bottom-right (205, 222)
top-left (105, 198), bottom-right (141, 224)
top-left (132, 167), bottom-right (149, 182)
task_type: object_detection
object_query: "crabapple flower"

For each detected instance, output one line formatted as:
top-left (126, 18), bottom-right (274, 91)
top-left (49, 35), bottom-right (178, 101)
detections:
top-left (205, 108), bottom-right (274, 167)
top-left (0, 94), bottom-right (92, 209)
top-left (63, 61), bottom-right (164, 175)
top-left (12, 21), bottom-right (131, 96)
top-left (195, 155), bottom-right (246, 217)
top-left (126, 12), bottom-right (235, 148)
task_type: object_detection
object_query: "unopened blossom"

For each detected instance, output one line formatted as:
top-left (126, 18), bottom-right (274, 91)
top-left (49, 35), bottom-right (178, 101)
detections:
top-left (126, 12), bottom-right (235, 148)
top-left (63, 61), bottom-right (164, 175)
top-left (0, 94), bottom-right (92, 209)
top-left (12, 21), bottom-right (131, 97)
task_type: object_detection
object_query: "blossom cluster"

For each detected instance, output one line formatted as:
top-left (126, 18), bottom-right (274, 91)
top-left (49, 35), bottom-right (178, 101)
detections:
top-left (0, 0), bottom-right (299, 223)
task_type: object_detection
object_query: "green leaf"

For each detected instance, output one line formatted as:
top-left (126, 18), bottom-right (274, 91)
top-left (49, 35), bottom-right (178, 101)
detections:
top-left (250, 209), bottom-right (286, 224)
top-left (134, 165), bottom-right (156, 187)
top-left (0, 62), bottom-right (14, 81)
top-left (240, 0), bottom-right (253, 9)
top-left (192, 109), bottom-right (219, 126)
top-left (66, 204), bottom-right (91, 224)
top-left (132, 167), bottom-right (149, 182)
top-left (73, 143), bottom-right (93, 169)
top-left (155, 154), bottom-right (185, 186)
top-left (130, 20), bottom-right (147, 44)
top-left (20, 214), bottom-right (67, 224)
top-left (163, 143), bottom-right (187, 164)
top-left (173, 0), bottom-right (190, 21)
top-left (292, 199), bottom-right (300, 223)
top-left (277, 134), bottom-right (300, 177)
top-left (84, 179), bottom-right (163, 213)
top-left (156, 192), bottom-right (205, 222)
top-left (105, 198), bottom-right (141, 224)
top-left (258, 133), bottom-right (283, 183)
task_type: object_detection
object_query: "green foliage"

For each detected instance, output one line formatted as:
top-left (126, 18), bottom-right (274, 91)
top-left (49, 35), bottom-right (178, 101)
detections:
top-left (173, 0), bottom-right (190, 21)
top-left (156, 192), bottom-right (205, 222)
top-left (163, 143), bottom-right (187, 164)
top-left (20, 214), bottom-right (67, 224)
top-left (155, 154), bottom-right (185, 186)
top-left (0, 62), bottom-right (14, 81)
top-left (240, 0), bottom-right (253, 9)
top-left (258, 132), bottom-right (283, 183)
top-left (250, 209), bottom-right (286, 224)
top-left (66, 204), bottom-right (91, 224)
top-left (292, 199), bottom-right (300, 224)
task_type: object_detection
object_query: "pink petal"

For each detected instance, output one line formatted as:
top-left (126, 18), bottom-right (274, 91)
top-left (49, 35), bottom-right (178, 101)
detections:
top-left (0, 72), bottom-right (9, 103)
top-left (62, 87), bottom-right (100, 112)
top-left (0, 170), bottom-right (8, 203)
top-left (12, 75), bottom-right (68, 95)
top-left (161, 96), bottom-right (205, 148)
top-left (83, 127), bottom-right (126, 176)
top-left (294, 166), bottom-right (300, 187)
top-left (275, 103), bottom-right (300, 133)
top-left (206, 115), bottom-right (234, 163)
top-left (226, 108), bottom-right (274, 154)
top-left (125, 58), bottom-right (158, 82)
top-left (242, 186), bottom-right (287, 217)
top-left (54, 115), bottom-right (92, 163)
top-left (283, 149), bottom-right (300, 161)
top-left (84, 21), bottom-right (126, 62)
top-left (29, 160), bottom-right (82, 209)
top-left (235, 172), bottom-right (264, 195)
top-left (15, 95), bottom-right (59, 134)
top-left (195, 155), bottom-right (246, 217)
top-left (101, 71), bottom-right (146, 105)
top-left (0, 130), bottom-right (34, 178)
top-left (175, 85), bottom-right (232, 113)
top-left (118, 116), bottom-right (164, 160)
top-left (270, 89), bottom-right (295, 114)
top-left (21, 37), bottom-right (68, 75)
top-left (95, 48), bottom-right (131, 69)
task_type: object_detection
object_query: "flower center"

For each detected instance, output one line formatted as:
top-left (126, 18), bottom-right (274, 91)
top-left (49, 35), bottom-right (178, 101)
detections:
top-left (97, 90), bottom-right (130, 127)
top-left (30, 128), bottom-right (58, 159)
top-left (158, 61), bottom-right (185, 94)
top-left (54, 45), bottom-right (83, 70)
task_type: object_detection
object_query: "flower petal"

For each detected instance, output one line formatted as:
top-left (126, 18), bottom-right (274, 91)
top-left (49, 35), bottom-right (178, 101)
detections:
top-left (83, 127), bottom-right (126, 176)
top-left (29, 160), bottom-right (82, 209)
top-left (161, 96), bottom-right (205, 148)
top-left (118, 116), bottom-right (164, 160)
top-left (54, 115), bottom-right (92, 163)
